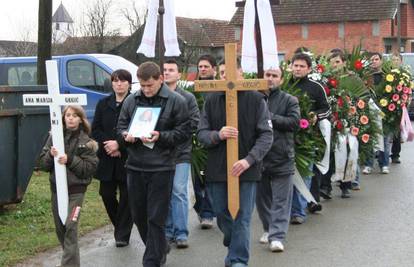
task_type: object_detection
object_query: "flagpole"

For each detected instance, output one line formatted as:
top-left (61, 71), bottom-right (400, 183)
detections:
top-left (158, 0), bottom-right (165, 67)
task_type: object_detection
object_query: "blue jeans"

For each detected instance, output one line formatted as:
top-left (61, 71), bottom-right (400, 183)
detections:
top-left (166, 163), bottom-right (190, 241)
top-left (207, 181), bottom-right (256, 267)
top-left (365, 135), bottom-right (391, 168)
top-left (291, 175), bottom-right (312, 219)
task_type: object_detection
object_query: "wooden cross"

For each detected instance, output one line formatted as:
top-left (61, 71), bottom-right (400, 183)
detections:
top-left (194, 43), bottom-right (268, 219)
top-left (23, 60), bottom-right (87, 224)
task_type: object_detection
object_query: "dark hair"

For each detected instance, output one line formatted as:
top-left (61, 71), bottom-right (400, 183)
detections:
top-left (164, 58), bottom-right (182, 72)
top-left (291, 53), bottom-right (312, 68)
top-left (218, 57), bottom-right (242, 69)
top-left (197, 54), bottom-right (217, 68)
top-left (330, 48), bottom-right (343, 54)
top-left (328, 51), bottom-right (346, 62)
top-left (137, 61), bottom-right (161, 81)
top-left (294, 47), bottom-right (310, 54)
top-left (111, 69), bottom-right (132, 84)
top-left (370, 52), bottom-right (382, 60)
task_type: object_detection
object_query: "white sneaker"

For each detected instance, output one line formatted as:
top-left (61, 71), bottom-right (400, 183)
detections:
top-left (381, 166), bottom-right (390, 174)
top-left (269, 240), bottom-right (284, 252)
top-left (259, 232), bottom-right (269, 244)
top-left (362, 166), bottom-right (372, 174)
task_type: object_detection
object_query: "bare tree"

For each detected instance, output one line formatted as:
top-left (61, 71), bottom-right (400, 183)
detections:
top-left (37, 0), bottom-right (52, 85)
top-left (120, 0), bottom-right (147, 35)
top-left (82, 0), bottom-right (120, 53)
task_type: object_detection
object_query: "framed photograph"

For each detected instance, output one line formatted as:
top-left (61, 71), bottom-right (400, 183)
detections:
top-left (128, 107), bottom-right (161, 138)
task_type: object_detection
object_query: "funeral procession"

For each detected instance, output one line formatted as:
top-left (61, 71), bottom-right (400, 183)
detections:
top-left (2, 0), bottom-right (414, 266)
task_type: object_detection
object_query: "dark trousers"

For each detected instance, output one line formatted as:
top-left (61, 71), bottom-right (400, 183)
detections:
top-left (51, 192), bottom-right (85, 267)
top-left (310, 166), bottom-right (323, 202)
top-left (99, 179), bottom-right (133, 242)
top-left (391, 134), bottom-right (401, 159)
top-left (192, 173), bottom-right (214, 219)
top-left (127, 170), bottom-right (174, 267)
top-left (320, 154), bottom-right (335, 192)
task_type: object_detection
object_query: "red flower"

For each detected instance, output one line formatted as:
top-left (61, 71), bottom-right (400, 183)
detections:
top-left (324, 86), bottom-right (331, 96)
top-left (333, 112), bottom-right (339, 120)
top-left (354, 60), bottom-right (363, 71)
top-left (329, 78), bottom-right (338, 88)
top-left (337, 96), bottom-right (344, 108)
top-left (317, 64), bottom-right (325, 73)
top-left (336, 120), bottom-right (343, 130)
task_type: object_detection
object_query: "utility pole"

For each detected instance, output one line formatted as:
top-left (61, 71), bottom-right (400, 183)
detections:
top-left (397, 0), bottom-right (402, 53)
top-left (158, 0), bottom-right (165, 67)
top-left (37, 0), bottom-right (53, 85)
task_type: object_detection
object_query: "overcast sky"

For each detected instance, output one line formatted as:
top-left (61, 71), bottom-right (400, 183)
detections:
top-left (0, 0), bottom-right (237, 41)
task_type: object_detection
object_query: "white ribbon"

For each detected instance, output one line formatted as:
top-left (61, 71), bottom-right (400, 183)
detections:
top-left (137, 0), bottom-right (181, 58)
top-left (315, 119), bottom-right (331, 175)
top-left (241, 0), bottom-right (279, 73)
top-left (292, 167), bottom-right (317, 204)
top-left (331, 132), bottom-right (358, 182)
top-left (369, 98), bottom-right (384, 152)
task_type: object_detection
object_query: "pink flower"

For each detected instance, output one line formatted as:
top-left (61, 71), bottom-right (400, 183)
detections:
top-left (357, 100), bottom-right (366, 109)
top-left (403, 87), bottom-right (410, 94)
top-left (396, 84), bottom-right (403, 92)
top-left (402, 94), bottom-right (408, 101)
top-left (388, 103), bottom-right (396, 111)
top-left (361, 134), bottom-right (370, 143)
top-left (392, 94), bottom-right (400, 102)
top-left (299, 119), bottom-right (309, 129)
top-left (351, 126), bottom-right (360, 136)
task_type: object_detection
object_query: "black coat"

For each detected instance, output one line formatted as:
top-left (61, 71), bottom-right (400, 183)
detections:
top-left (197, 91), bottom-right (273, 182)
top-left (92, 93), bottom-right (129, 182)
top-left (263, 88), bottom-right (300, 176)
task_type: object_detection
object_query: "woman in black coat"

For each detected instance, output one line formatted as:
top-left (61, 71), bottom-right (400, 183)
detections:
top-left (92, 69), bottom-right (133, 247)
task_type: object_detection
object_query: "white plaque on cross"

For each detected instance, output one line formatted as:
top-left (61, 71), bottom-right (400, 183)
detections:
top-left (23, 60), bottom-right (87, 224)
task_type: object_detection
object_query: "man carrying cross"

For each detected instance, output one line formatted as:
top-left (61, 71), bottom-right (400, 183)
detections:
top-left (197, 56), bottom-right (273, 267)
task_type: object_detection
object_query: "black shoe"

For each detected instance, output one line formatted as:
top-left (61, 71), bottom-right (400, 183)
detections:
top-left (115, 241), bottom-right (129, 247)
top-left (320, 188), bottom-right (332, 200)
top-left (341, 189), bottom-right (351, 198)
top-left (160, 254), bottom-right (167, 266)
top-left (176, 239), bottom-right (189, 249)
top-left (308, 202), bottom-right (322, 213)
top-left (391, 157), bottom-right (401, 164)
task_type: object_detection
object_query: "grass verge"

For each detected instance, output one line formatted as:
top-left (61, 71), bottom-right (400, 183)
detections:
top-left (0, 172), bottom-right (110, 267)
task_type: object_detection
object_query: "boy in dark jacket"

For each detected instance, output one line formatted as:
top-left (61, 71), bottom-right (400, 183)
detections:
top-left (256, 68), bottom-right (300, 252)
top-left (117, 62), bottom-right (190, 267)
top-left (39, 105), bottom-right (98, 267)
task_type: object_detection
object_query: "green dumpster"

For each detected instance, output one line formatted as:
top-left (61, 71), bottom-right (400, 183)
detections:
top-left (0, 85), bottom-right (49, 206)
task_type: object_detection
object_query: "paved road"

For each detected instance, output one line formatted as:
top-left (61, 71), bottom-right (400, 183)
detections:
top-left (19, 142), bottom-right (414, 267)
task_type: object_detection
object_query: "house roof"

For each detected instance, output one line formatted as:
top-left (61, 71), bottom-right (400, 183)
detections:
top-left (52, 3), bottom-right (74, 23)
top-left (230, 0), bottom-right (398, 25)
top-left (176, 17), bottom-right (235, 47)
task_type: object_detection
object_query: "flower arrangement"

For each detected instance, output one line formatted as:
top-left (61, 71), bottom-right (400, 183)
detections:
top-left (374, 62), bottom-right (414, 135)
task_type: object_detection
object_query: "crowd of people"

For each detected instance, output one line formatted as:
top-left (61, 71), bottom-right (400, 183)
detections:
top-left (38, 47), bottom-right (413, 267)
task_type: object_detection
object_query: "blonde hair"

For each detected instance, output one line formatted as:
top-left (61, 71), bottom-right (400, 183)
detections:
top-left (62, 105), bottom-right (91, 135)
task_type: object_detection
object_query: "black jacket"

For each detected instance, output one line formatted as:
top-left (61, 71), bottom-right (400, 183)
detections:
top-left (289, 77), bottom-right (331, 121)
top-left (174, 87), bottom-right (200, 163)
top-left (263, 88), bottom-right (300, 176)
top-left (92, 93), bottom-right (129, 182)
top-left (117, 83), bottom-right (190, 172)
top-left (39, 129), bottom-right (98, 194)
top-left (197, 91), bottom-right (273, 182)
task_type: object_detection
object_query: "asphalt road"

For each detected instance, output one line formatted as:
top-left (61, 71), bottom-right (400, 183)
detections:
top-left (19, 141), bottom-right (414, 267)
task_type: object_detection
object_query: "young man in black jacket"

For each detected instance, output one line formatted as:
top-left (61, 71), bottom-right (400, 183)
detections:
top-left (289, 53), bottom-right (330, 224)
top-left (163, 59), bottom-right (200, 249)
top-left (197, 63), bottom-right (273, 267)
top-left (117, 62), bottom-right (190, 267)
top-left (256, 68), bottom-right (300, 252)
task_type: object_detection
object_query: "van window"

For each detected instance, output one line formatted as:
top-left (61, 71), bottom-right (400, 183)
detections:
top-left (0, 64), bottom-right (37, 86)
top-left (67, 60), bottom-right (111, 92)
